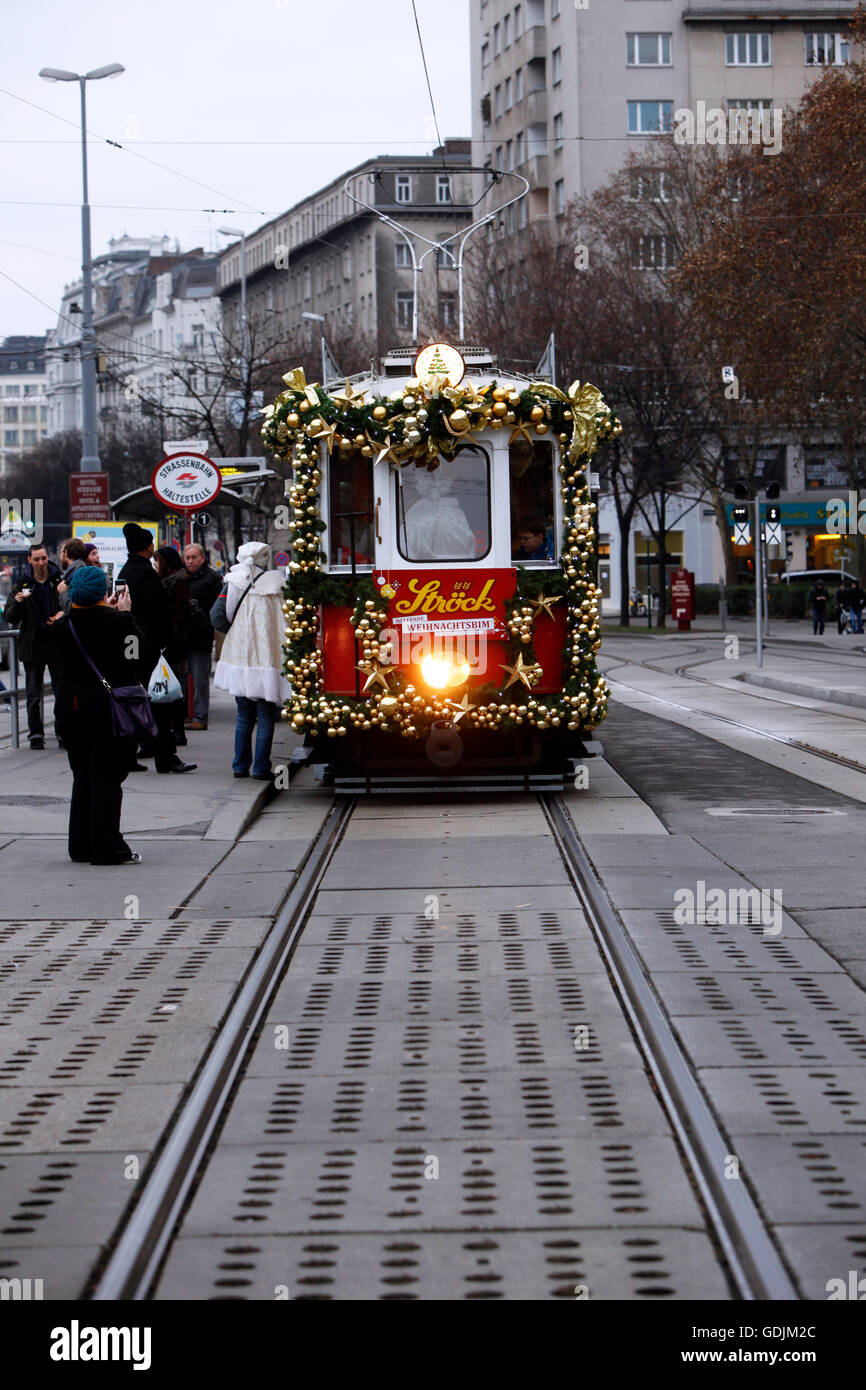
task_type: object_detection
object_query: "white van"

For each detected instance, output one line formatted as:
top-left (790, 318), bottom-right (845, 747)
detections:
top-left (777, 568), bottom-right (856, 586)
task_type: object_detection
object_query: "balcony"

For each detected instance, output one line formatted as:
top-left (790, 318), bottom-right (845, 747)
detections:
top-left (522, 24), bottom-right (547, 62)
top-left (520, 154), bottom-right (549, 189)
top-left (524, 87), bottom-right (548, 123)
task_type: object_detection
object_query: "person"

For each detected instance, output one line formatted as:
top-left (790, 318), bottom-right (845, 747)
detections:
top-left (403, 469), bottom-right (476, 560)
top-left (809, 577), bottom-right (828, 635)
top-left (83, 543), bottom-right (101, 567)
top-left (2, 543), bottom-right (63, 748)
top-left (49, 566), bottom-right (151, 865)
top-left (116, 523), bottom-right (196, 775)
top-left (154, 545), bottom-right (193, 747)
top-left (836, 579), bottom-right (852, 634)
top-left (211, 541), bottom-right (290, 780)
top-left (512, 513), bottom-right (555, 562)
top-left (183, 543), bottom-right (223, 730)
top-left (848, 579), bottom-right (865, 635)
top-left (57, 538), bottom-right (89, 613)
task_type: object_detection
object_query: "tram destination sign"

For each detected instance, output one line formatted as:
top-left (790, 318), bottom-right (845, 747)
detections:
top-left (151, 452), bottom-right (223, 512)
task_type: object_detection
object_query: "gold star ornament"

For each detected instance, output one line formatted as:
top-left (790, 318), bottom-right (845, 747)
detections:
top-left (500, 652), bottom-right (536, 690)
top-left (531, 591), bottom-right (562, 621)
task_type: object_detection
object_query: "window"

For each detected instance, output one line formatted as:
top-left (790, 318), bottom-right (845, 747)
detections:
top-left (555, 179), bottom-right (565, 215)
top-left (22, 430), bottom-right (37, 446)
top-left (505, 76), bottom-right (512, 110)
top-left (496, 144), bottom-right (503, 168)
top-left (8, 361), bottom-right (17, 371)
top-left (726, 33), bottom-right (771, 65)
top-left (495, 84), bottom-right (503, 117)
top-left (519, 195), bottom-right (528, 229)
top-left (26, 360), bottom-right (35, 371)
top-left (506, 139), bottom-right (513, 169)
top-left (343, 248), bottom-right (352, 279)
top-left (396, 291), bottom-right (414, 328)
top-left (553, 112), bottom-right (563, 148)
top-left (504, 13), bottom-right (511, 46)
top-left (805, 32), bottom-right (850, 65)
top-left (515, 4), bottom-right (522, 38)
top-left (481, 40), bottom-right (489, 69)
top-left (727, 98), bottom-right (772, 139)
top-left (629, 169), bottom-right (670, 200)
top-left (396, 243), bottom-right (412, 267)
top-left (436, 174), bottom-right (452, 204)
top-left (40, 407), bottom-right (47, 422)
top-left (396, 446), bottom-right (491, 562)
top-left (510, 441), bottom-right (556, 564)
top-left (515, 67), bottom-right (523, 101)
top-left (628, 100), bottom-right (673, 134)
top-left (22, 405), bottom-right (37, 422)
top-left (439, 292), bottom-right (457, 329)
top-left (632, 234), bottom-right (675, 270)
top-left (303, 267), bottom-right (312, 299)
top-left (552, 47), bottom-right (562, 83)
top-left (396, 175), bottom-right (412, 203)
top-left (4, 430), bottom-right (19, 446)
top-left (436, 247), bottom-right (457, 268)
top-left (4, 406), bottom-right (18, 422)
top-left (328, 453), bottom-right (374, 569)
top-left (627, 33), bottom-right (671, 65)
top-left (494, 22), bottom-right (501, 55)
top-left (551, 0), bottom-right (560, 16)
top-left (515, 129), bottom-right (525, 164)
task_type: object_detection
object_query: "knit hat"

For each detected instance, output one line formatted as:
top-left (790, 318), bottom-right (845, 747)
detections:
top-left (69, 565), bottom-right (108, 606)
top-left (123, 522), bottom-right (153, 552)
top-left (83, 542), bottom-right (97, 557)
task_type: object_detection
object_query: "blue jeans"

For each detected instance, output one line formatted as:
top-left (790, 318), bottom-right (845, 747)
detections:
top-left (850, 608), bottom-right (863, 634)
top-left (233, 697), bottom-right (278, 776)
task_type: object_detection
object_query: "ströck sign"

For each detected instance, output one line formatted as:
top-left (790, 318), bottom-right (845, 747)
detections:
top-left (151, 452), bottom-right (222, 511)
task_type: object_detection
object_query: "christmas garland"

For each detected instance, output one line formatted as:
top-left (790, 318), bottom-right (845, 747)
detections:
top-left (264, 366), bottom-right (620, 740)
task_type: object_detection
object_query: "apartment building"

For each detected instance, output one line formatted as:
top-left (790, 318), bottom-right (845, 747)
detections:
top-left (472, 0), bottom-right (859, 222)
top-left (0, 336), bottom-right (49, 480)
top-left (46, 235), bottom-right (221, 436)
top-left (217, 142), bottom-right (474, 363)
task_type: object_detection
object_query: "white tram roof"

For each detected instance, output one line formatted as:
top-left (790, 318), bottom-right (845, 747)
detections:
top-left (328, 346), bottom-right (546, 400)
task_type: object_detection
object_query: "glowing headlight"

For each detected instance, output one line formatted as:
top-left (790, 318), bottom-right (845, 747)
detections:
top-left (420, 655), bottom-right (471, 690)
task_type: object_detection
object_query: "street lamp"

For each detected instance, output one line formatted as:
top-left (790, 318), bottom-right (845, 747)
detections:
top-left (218, 227), bottom-right (247, 384)
top-left (39, 63), bottom-right (124, 473)
top-left (302, 311), bottom-right (328, 387)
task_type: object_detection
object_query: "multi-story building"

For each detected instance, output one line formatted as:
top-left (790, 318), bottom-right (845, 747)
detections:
top-left (0, 336), bottom-right (50, 480)
top-left (46, 235), bottom-right (221, 436)
top-left (218, 141), bottom-right (474, 365)
top-left (472, 0), bottom-right (860, 224)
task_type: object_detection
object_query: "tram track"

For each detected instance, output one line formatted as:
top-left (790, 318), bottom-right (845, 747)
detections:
top-left (87, 785), bottom-right (800, 1302)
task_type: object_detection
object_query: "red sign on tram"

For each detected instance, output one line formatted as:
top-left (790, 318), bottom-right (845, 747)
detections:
top-left (377, 569), bottom-right (517, 640)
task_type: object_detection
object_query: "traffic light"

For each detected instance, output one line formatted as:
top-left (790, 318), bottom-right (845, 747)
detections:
top-left (767, 505), bottom-right (781, 524)
top-left (732, 505), bottom-right (749, 525)
top-left (733, 482), bottom-right (749, 500)
top-left (785, 531), bottom-right (794, 561)
top-left (765, 480), bottom-right (781, 500)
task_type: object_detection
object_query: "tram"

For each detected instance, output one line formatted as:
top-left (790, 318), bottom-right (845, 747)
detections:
top-left (261, 340), bottom-right (619, 784)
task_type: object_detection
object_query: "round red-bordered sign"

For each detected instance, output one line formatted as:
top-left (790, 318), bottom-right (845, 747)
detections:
top-left (151, 452), bottom-right (223, 512)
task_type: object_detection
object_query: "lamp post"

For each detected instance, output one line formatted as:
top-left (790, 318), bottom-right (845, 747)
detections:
top-left (39, 63), bottom-right (124, 473)
top-left (218, 227), bottom-right (248, 384)
top-left (302, 311), bottom-right (328, 386)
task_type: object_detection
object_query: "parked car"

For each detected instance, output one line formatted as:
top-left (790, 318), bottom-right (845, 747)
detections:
top-left (776, 568), bottom-right (856, 586)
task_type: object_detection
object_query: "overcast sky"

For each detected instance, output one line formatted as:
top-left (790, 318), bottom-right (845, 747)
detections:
top-left (1, 0), bottom-right (472, 336)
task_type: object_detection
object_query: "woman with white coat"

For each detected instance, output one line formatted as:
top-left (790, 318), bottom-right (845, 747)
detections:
top-left (211, 542), bottom-right (291, 780)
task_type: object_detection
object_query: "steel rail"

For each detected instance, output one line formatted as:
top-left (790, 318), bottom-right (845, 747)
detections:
top-left (91, 794), bottom-right (357, 1301)
top-left (541, 792), bottom-right (799, 1302)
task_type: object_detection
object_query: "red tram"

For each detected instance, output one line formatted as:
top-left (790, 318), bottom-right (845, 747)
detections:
top-left (261, 342), bottom-right (619, 785)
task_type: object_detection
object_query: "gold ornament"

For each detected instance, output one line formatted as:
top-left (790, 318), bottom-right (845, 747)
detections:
top-left (532, 591), bottom-right (562, 621)
top-left (447, 408), bottom-right (470, 433)
top-left (530, 404), bottom-right (544, 423)
top-left (500, 652), bottom-right (536, 690)
top-left (372, 405), bottom-right (388, 421)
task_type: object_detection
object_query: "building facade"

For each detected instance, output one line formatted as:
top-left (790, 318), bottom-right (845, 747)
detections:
top-left (46, 235), bottom-right (221, 437)
top-left (0, 336), bottom-right (49, 480)
top-left (471, 0), bottom-right (860, 222)
top-left (217, 142), bottom-right (474, 367)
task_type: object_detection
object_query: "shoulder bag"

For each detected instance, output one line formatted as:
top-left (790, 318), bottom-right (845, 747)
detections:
top-left (67, 617), bottom-right (158, 742)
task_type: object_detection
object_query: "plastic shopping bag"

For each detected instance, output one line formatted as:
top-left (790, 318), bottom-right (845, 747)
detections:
top-left (147, 652), bottom-right (183, 703)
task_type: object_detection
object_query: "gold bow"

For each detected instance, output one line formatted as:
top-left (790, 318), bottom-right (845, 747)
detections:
top-left (567, 381), bottom-right (605, 459)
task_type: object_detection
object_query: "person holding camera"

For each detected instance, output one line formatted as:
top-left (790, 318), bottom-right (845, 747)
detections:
top-left (3, 542), bottom-right (63, 748)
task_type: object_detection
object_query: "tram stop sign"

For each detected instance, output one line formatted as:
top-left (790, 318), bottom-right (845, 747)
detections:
top-left (671, 568), bottom-right (695, 630)
top-left (151, 452), bottom-right (222, 513)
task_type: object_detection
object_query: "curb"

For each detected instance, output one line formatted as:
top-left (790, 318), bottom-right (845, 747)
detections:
top-left (204, 747), bottom-right (312, 841)
top-left (740, 671), bottom-right (866, 711)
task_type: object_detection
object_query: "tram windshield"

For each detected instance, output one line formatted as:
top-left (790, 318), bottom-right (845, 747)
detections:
top-left (396, 446), bottom-right (490, 562)
top-left (328, 453), bottom-right (374, 569)
top-left (510, 440), bottom-right (556, 564)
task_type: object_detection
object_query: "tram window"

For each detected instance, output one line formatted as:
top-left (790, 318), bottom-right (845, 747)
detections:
top-left (510, 440), bottom-right (556, 563)
top-left (328, 452), bottom-right (374, 568)
top-left (396, 445), bottom-right (491, 562)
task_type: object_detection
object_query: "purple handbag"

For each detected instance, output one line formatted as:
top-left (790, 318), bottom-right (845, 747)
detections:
top-left (67, 617), bottom-right (158, 742)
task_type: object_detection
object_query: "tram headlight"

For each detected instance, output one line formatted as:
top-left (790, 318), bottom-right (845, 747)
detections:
top-left (420, 655), bottom-right (471, 690)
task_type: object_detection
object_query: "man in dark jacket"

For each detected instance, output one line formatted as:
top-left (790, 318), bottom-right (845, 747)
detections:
top-left (116, 523), bottom-right (195, 775)
top-left (182, 543), bottom-right (223, 730)
top-left (2, 543), bottom-right (62, 748)
top-left (808, 578), bottom-right (828, 636)
top-left (848, 580), bottom-right (865, 635)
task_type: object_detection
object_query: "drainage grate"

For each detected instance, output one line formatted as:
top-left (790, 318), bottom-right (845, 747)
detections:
top-left (705, 806), bottom-right (847, 818)
top-left (0, 795), bottom-right (66, 807)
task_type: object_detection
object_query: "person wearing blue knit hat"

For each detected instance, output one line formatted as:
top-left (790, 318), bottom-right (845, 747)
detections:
top-left (49, 565), bottom-right (152, 865)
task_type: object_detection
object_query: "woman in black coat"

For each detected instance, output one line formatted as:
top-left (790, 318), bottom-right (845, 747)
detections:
top-left (155, 546), bottom-right (193, 745)
top-left (50, 565), bottom-right (153, 865)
